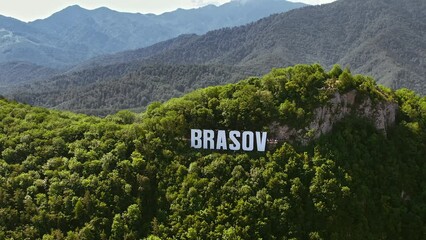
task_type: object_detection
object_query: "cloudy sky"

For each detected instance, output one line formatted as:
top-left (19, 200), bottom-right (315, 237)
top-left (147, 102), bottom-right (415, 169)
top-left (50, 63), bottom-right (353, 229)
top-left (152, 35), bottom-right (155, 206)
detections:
top-left (0, 0), bottom-right (336, 22)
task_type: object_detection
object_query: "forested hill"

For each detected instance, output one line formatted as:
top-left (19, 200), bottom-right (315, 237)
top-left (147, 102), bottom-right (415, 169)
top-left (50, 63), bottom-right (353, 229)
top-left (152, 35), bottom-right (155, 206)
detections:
top-left (11, 64), bottom-right (257, 116)
top-left (1, 64), bottom-right (426, 239)
top-left (8, 0), bottom-right (425, 115)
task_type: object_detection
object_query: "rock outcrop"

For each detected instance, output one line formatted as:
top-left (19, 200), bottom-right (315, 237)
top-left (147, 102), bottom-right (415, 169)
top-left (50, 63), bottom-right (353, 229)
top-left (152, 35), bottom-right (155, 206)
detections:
top-left (270, 90), bottom-right (398, 145)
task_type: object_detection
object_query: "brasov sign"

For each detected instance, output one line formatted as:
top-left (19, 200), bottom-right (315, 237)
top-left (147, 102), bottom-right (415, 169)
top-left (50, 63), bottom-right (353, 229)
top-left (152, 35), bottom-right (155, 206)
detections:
top-left (191, 129), bottom-right (268, 152)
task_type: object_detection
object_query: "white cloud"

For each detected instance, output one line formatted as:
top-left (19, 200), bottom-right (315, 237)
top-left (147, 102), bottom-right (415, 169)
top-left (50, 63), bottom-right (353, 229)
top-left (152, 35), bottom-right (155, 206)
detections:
top-left (288, 0), bottom-right (336, 4)
top-left (191, 0), bottom-right (224, 7)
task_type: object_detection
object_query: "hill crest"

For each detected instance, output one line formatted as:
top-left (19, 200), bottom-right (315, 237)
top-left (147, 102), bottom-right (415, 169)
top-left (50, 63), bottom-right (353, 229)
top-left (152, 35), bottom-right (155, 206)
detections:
top-left (0, 64), bottom-right (425, 239)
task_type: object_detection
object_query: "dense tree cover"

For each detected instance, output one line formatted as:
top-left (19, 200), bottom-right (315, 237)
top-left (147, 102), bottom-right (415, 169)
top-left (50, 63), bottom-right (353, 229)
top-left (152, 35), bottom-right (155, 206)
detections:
top-left (0, 64), bottom-right (425, 239)
top-left (11, 64), bottom-right (255, 116)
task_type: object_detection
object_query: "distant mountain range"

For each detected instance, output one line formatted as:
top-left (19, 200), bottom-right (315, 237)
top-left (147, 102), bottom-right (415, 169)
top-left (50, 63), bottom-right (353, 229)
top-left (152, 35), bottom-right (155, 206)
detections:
top-left (131, 0), bottom-right (425, 91)
top-left (4, 0), bottom-right (426, 115)
top-left (0, 0), bottom-right (306, 68)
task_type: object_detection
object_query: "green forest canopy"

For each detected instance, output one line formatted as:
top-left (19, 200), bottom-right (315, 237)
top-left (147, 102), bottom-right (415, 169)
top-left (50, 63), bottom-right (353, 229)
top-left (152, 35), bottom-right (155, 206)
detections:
top-left (0, 64), bottom-right (425, 239)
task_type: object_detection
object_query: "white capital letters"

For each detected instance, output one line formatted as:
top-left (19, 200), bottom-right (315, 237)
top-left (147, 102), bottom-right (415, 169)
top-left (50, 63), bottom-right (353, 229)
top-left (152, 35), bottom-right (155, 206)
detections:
top-left (229, 130), bottom-right (241, 151)
top-left (216, 130), bottom-right (227, 150)
top-left (191, 129), bottom-right (202, 149)
top-left (242, 131), bottom-right (254, 151)
top-left (256, 131), bottom-right (267, 152)
top-left (203, 129), bottom-right (215, 149)
top-left (190, 129), bottom-right (267, 152)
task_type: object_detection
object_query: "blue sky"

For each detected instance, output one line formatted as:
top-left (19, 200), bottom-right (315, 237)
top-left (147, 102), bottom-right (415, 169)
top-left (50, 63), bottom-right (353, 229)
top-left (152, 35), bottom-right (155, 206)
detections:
top-left (0, 0), bottom-right (336, 22)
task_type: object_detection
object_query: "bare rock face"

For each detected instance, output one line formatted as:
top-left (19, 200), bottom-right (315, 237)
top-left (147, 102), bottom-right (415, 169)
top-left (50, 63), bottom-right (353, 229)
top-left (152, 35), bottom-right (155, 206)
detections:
top-left (270, 90), bottom-right (398, 145)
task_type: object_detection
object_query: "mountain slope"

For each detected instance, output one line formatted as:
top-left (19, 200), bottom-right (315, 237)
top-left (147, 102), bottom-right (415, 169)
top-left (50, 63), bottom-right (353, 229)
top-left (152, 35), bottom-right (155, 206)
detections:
top-left (1, 64), bottom-right (425, 239)
top-left (12, 64), bottom-right (257, 116)
top-left (8, 0), bottom-right (425, 115)
top-left (0, 0), bottom-right (306, 68)
top-left (139, 0), bottom-right (426, 92)
top-left (0, 62), bottom-right (59, 86)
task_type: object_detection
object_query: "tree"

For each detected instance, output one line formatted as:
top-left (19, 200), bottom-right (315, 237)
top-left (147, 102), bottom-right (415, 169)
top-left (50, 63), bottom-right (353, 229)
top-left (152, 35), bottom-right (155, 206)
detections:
top-left (110, 214), bottom-right (125, 240)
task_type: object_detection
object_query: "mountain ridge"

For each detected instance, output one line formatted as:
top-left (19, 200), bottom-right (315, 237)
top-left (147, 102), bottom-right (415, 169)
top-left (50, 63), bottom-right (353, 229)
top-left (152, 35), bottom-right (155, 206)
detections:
top-left (0, 0), bottom-right (306, 68)
top-left (6, 0), bottom-right (425, 115)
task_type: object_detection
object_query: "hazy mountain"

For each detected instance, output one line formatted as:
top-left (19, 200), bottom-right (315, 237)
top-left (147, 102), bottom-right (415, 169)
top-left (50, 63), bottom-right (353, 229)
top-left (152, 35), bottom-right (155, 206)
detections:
top-left (7, 0), bottom-right (426, 115)
top-left (0, 0), bottom-right (306, 69)
top-left (0, 15), bottom-right (83, 67)
top-left (0, 62), bottom-right (59, 86)
top-left (136, 0), bottom-right (425, 92)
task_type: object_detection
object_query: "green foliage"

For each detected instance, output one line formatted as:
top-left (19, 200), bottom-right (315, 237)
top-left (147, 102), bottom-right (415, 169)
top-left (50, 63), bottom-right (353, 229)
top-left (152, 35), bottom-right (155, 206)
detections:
top-left (0, 64), bottom-right (425, 239)
top-left (11, 64), bottom-right (256, 116)
top-left (0, 99), bottom-right (153, 239)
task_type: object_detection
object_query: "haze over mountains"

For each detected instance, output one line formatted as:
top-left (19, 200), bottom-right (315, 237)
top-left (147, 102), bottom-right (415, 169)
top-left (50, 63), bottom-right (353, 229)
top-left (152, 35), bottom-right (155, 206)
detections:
top-left (3, 0), bottom-right (426, 116)
top-left (0, 0), bottom-right (306, 68)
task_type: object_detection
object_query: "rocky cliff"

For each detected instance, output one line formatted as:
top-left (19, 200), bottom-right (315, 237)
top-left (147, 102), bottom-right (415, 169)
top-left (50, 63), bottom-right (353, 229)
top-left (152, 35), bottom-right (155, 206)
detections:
top-left (270, 90), bottom-right (398, 144)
